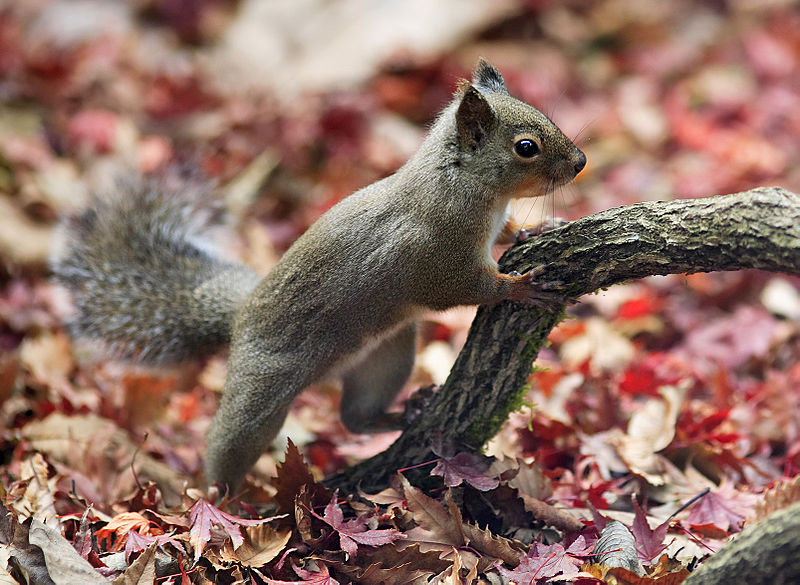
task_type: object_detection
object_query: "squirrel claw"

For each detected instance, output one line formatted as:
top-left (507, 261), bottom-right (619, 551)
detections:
top-left (507, 266), bottom-right (566, 307)
top-left (514, 218), bottom-right (569, 242)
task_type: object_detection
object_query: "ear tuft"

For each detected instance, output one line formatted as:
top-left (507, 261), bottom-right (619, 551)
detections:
top-left (472, 59), bottom-right (509, 95)
top-left (456, 84), bottom-right (496, 151)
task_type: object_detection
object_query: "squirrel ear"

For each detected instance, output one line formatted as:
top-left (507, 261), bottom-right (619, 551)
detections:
top-left (472, 59), bottom-right (509, 94)
top-left (456, 84), bottom-right (496, 151)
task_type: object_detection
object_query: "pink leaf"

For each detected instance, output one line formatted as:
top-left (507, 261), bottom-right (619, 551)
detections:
top-left (188, 499), bottom-right (283, 560)
top-left (687, 485), bottom-right (752, 533)
top-left (431, 452), bottom-right (500, 491)
top-left (631, 500), bottom-right (669, 561)
top-left (310, 492), bottom-right (405, 557)
top-left (266, 561), bottom-right (340, 585)
top-left (496, 541), bottom-right (583, 582)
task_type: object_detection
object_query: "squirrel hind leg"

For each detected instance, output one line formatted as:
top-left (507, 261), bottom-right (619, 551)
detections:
top-left (340, 320), bottom-right (417, 434)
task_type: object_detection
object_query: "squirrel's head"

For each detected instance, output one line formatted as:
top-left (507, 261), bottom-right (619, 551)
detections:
top-left (449, 59), bottom-right (586, 198)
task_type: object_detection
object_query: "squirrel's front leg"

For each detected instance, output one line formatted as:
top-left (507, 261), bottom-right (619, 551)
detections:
top-left (465, 264), bottom-right (564, 308)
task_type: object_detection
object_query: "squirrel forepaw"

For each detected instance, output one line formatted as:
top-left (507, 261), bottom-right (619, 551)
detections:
top-left (506, 266), bottom-right (567, 308)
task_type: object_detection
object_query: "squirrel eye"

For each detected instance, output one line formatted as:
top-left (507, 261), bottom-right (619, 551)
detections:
top-left (514, 138), bottom-right (540, 159)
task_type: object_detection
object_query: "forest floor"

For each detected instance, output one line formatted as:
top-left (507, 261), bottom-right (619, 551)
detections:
top-left (0, 0), bottom-right (799, 583)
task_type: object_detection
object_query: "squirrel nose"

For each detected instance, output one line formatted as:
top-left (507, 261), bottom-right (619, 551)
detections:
top-left (573, 151), bottom-right (587, 176)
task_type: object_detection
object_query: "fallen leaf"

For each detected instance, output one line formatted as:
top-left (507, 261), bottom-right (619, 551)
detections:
top-left (0, 505), bottom-right (53, 585)
top-left (219, 524), bottom-right (292, 568)
top-left (754, 475), bottom-right (800, 522)
top-left (631, 500), bottom-right (669, 562)
top-left (431, 452), bottom-right (500, 491)
top-left (28, 517), bottom-right (108, 584)
top-left (687, 482), bottom-right (754, 533)
top-left (188, 498), bottom-right (283, 560)
top-left (560, 317), bottom-right (635, 374)
top-left (612, 383), bottom-right (687, 485)
top-left (273, 440), bottom-right (330, 515)
top-left (461, 522), bottom-right (523, 567)
top-left (400, 476), bottom-right (464, 549)
top-left (496, 539), bottom-right (587, 583)
top-left (95, 511), bottom-right (161, 551)
top-left (310, 492), bottom-right (405, 557)
top-left (111, 544), bottom-right (156, 585)
top-left (593, 520), bottom-right (644, 575)
top-left (267, 559), bottom-right (340, 585)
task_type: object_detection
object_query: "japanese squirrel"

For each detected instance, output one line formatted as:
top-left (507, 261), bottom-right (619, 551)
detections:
top-left (53, 60), bottom-right (586, 490)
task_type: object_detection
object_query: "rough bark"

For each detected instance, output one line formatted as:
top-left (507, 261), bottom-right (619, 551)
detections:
top-left (683, 501), bottom-right (800, 585)
top-left (328, 186), bottom-right (800, 492)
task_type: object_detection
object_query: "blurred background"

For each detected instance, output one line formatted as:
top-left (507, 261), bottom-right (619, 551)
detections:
top-left (0, 0), bottom-right (798, 485)
top-left (2, 0), bottom-right (799, 273)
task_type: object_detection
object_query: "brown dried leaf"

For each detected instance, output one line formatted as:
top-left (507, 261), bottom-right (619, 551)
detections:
top-left (753, 475), bottom-right (800, 523)
top-left (498, 458), bottom-right (553, 500)
top-left (19, 330), bottom-right (74, 387)
top-left (20, 413), bottom-right (185, 503)
top-left (327, 551), bottom-right (438, 585)
top-left (518, 493), bottom-right (585, 534)
top-left (219, 524), bottom-right (291, 568)
top-left (400, 475), bottom-right (464, 548)
top-left (605, 564), bottom-right (691, 584)
top-left (11, 453), bottom-right (59, 529)
top-left (111, 544), bottom-right (156, 585)
top-left (0, 352), bottom-right (19, 410)
top-left (273, 440), bottom-right (330, 515)
top-left (0, 505), bottom-right (53, 585)
top-left (359, 542), bottom-right (451, 575)
top-left (461, 522), bottom-right (523, 567)
top-left (0, 195), bottom-right (53, 268)
top-left (27, 517), bottom-right (108, 584)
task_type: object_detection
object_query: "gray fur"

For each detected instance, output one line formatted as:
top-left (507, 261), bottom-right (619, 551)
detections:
top-left (52, 177), bottom-right (260, 364)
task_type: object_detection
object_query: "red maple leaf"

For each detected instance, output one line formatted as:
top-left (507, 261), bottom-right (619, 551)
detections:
top-left (125, 530), bottom-right (186, 562)
top-left (631, 500), bottom-right (669, 561)
top-left (188, 499), bottom-right (284, 560)
top-left (431, 452), bottom-right (500, 491)
top-left (268, 561), bottom-right (340, 585)
top-left (687, 484), bottom-right (752, 533)
top-left (496, 537), bottom-right (589, 583)
top-left (310, 492), bottom-right (405, 557)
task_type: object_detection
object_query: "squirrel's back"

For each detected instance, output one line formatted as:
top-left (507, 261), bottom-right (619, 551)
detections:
top-left (52, 177), bottom-right (261, 364)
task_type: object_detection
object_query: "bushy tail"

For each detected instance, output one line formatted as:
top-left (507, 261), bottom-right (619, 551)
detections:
top-left (52, 176), bottom-right (261, 365)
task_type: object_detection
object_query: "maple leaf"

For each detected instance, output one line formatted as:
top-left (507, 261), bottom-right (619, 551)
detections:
top-left (400, 475), bottom-right (464, 548)
top-left (218, 524), bottom-right (292, 568)
top-left (686, 482), bottom-right (755, 533)
top-left (95, 511), bottom-right (161, 551)
top-left (188, 498), bottom-right (284, 560)
top-left (267, 560), bottom-right (340, 585)
top-left (310, 492), bottom-right (405, 557)
top-left (125, 530), bottom-right (186, 562)
top-left (273, 439), bottom-right (331, 515)
top-left (431, 451), bottom-right (500, 491)
top-left (496, 540), bottom-right (584, 583)
top-left (631, 500), bottom-right (669, 561)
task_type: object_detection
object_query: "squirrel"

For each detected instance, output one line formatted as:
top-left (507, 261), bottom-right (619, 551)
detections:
top-left (52, 60), bottom-right (586, 491)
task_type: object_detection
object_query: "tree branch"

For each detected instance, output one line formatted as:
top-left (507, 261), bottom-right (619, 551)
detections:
top-left (683, 501), bottom-right (800, 585)
top-left (329, 186), bottom-right (800, 492)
